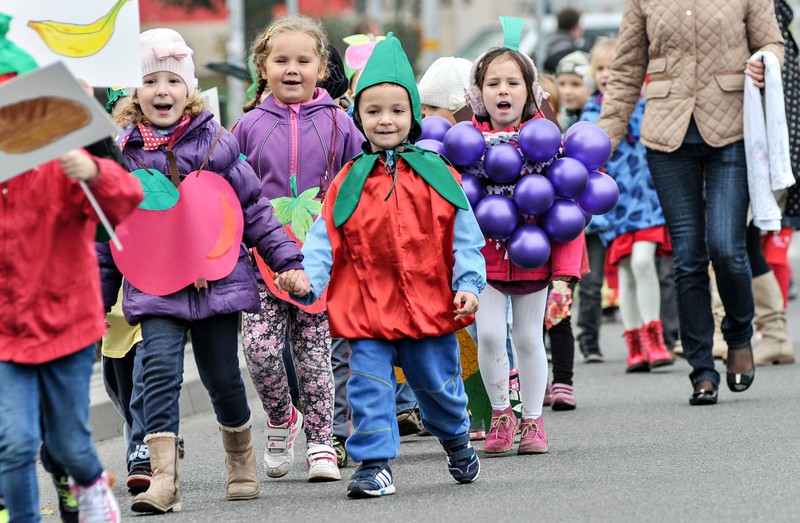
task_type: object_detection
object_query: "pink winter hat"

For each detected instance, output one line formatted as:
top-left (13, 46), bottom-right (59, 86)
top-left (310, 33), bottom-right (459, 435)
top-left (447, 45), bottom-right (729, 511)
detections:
top-left (139, 28), bottom-right (197, 92)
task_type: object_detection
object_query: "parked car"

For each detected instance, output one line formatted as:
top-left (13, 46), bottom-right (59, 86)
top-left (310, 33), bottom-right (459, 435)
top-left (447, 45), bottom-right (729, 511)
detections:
top-left (455, 12), bottom-right (622, 65)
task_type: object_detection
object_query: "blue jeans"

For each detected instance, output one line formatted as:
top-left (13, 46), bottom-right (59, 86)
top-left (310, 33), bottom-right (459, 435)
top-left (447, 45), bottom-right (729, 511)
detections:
top-left (131, 313), bottom-right (251, 442)
top-left (647, 141), bottom-right (754, 387)
top-left (346, 334), bottom-right (470, 463)
top-left (0, 345), bottom-right (103, 522)
top-left (395, 382), bottom-right (418, 413)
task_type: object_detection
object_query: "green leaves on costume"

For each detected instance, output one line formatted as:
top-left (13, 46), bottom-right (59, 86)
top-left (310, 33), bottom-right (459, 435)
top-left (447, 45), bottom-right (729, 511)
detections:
top-left (270, 174), bottom-right (322, 243)
top-left (130, 168), bottom-right (180, 211)
top-left (332, 144), bottom-right (469, 227)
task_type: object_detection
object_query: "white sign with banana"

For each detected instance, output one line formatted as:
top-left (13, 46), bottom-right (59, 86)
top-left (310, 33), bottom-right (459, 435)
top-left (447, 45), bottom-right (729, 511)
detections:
top-left (5, 0), bottom-right (142, 87)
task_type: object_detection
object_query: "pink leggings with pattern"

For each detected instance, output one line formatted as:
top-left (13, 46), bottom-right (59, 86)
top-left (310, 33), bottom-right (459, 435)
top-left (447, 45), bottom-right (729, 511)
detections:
top-left (242, 284), bottom-right (334, 446)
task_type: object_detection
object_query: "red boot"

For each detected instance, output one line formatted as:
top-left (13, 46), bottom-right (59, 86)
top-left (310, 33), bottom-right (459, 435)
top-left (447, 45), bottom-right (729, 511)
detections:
top-left (642, 320), bottom-right (675, 368)
top-left (625, 328), bottom-right (650, 373)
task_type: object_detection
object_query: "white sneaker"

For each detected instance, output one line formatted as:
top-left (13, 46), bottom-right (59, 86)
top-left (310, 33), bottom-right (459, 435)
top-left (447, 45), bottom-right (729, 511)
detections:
top-left (70, 471), bottom-right (121, 523)
top-left (306, 444), bottom-right (341, 482)
top-left (264, 406), bottom-right (303, 478)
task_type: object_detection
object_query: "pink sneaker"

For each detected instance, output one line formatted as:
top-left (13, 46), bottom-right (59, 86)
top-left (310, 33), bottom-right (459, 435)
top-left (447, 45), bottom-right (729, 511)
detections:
top-left (517, 416), bottom-right (548, 454)
top-left (70, 471), bottom-right (121, 523)
top-left (543, 382), bottom-right (554, 407)
top-left (483, 406), bottom-right (516, 454)
top-left (264, 406), bottom-right (304, 478)
top-left (551, 383), bottom-right (576, 411)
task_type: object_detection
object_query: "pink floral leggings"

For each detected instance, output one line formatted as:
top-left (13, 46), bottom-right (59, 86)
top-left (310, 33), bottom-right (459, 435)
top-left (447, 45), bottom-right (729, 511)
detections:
top-left (242, 284), bottom-right (334, 446)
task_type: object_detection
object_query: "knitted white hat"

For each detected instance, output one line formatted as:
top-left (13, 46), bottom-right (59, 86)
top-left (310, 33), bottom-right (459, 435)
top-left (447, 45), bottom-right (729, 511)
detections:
top-left (139, 28), bottom-right (198, 92)
top-left (418, 57), bottom-right (473, 111)
top-left (555, 50), bottom-right (595, 91)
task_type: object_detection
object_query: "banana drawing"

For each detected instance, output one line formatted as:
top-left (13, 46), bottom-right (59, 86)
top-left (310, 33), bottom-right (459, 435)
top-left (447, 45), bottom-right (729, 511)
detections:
top-left (27, 0), bottom-right (130, 58)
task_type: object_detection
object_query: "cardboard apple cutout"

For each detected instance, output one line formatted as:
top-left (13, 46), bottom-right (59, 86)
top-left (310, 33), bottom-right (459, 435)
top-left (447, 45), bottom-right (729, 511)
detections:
top-left (112, 168), bottom-right (245, 296)
top-left (255, 174), bottom-right (327, 314)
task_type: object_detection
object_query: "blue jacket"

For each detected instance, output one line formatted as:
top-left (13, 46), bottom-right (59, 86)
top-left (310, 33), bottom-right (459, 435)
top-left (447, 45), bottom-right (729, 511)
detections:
top-left (99, 110), bottom-right (303, 324)
top-left (580, 94), bottom-right (665, 245)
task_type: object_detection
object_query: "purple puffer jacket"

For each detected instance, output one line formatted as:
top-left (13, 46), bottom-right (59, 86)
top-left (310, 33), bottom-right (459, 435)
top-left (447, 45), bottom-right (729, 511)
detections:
top-left (98, 109), bottom-right (303, 324)
top-left (233, 88), bottom-right (364, 200)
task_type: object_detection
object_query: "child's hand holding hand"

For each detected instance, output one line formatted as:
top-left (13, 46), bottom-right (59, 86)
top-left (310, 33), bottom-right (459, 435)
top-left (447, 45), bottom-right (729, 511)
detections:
top-left (453, 291), bottom-right (479, 320)
top-left (274, 269), bottom-right (311, 297)
top-left (60, 150), bottom-right (98, 183)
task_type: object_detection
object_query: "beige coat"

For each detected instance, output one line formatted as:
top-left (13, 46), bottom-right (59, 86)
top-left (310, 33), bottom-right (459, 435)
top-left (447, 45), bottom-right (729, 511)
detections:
top-left (597, 0), bottom-right (784, 152)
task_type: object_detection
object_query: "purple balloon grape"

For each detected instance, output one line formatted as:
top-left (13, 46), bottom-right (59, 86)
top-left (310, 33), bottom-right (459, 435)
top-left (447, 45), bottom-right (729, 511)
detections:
top-left (564, 120), bottom-right (594, 139)
top-left (474, 195), bottom-right (519, 240)
top-left (519, 119), bottom-right (562, 163)
top-left (579, 203), bottom-right (593, 227)
top-left (508, 224), bottom-right (551, 269)
top-left (416, 139), bottom-right (447, 157)
top-left (541, 199), bottom-right (586, 243)
top-left (484, 143), bottom-right (523, 184)
top-left (545, 157), bottom-right (589, 199)
top-left (513, 174), bottom-right (555, 216)
top-left (461, 173), bottom-right (485, 209)
top-left (563, 123), bottom-right (613, 171)
top-left (576, 171), bottom-right (619, 215)
top-left (443, 122), bottom-right (486, 167)
top-left (419, 115), bottom-right (453, 142)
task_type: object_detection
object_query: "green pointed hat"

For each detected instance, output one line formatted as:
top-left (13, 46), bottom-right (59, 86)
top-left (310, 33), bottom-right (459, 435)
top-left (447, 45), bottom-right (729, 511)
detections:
top-left (353, 32), bottom-right (422, 143)
top-left (0, 13), bottom-right (37, 77)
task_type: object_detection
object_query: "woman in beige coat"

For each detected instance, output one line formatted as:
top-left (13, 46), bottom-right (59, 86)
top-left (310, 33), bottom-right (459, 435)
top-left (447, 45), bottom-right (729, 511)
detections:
top-left (596, 0), bottom-right (784, 405)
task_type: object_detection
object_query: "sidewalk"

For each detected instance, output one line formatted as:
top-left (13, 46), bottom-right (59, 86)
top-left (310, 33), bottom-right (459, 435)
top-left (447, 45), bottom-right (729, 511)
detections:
top-left (88, 345), bottom-right (258, 442)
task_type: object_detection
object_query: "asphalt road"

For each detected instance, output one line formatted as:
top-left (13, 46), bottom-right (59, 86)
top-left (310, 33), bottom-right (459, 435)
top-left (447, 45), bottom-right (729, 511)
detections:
top-left (36, 258), bottom-right (800, 522)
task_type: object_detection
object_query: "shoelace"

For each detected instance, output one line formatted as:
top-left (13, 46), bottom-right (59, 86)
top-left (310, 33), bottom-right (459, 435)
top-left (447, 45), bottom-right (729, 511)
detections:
top-left (519, 419), bottom-right (541, 439)
top-left (488, 413), bottom-right (515, 437)
top-left (352, 464), bottom-right (386, 481)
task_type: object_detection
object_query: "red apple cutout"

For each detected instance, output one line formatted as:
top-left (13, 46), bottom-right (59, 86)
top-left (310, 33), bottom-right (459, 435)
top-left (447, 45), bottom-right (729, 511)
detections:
top-left (254, 174), bottom-right (327, 314)
top-left (111, 169), bottom-right (245, 296)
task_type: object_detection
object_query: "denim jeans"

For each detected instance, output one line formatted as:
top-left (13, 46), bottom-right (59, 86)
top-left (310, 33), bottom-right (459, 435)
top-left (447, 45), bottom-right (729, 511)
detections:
top-left (395, 382), bottom-right (418, 413)
top-left (0, 345), bottom-right (103, 522)
top-left (647, 141), bottom-right (754, 387)
top-left (131, 313), bottom-right (251, 443)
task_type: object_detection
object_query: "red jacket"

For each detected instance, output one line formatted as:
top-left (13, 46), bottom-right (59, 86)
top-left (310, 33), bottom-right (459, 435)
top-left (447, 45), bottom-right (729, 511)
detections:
top-left (321, 157), bottom-right (472, 340)
top-left (0, 153), bottom-right (143, 364)
top-left (472, 117), bottom-right (585, 283)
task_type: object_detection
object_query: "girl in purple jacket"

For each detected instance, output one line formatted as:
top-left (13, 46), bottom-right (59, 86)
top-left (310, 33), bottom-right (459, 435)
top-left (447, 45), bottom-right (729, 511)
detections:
top-left (103, 28), bottom-right (308, 513)
top-left (233, 15), bottom-right (364, 482)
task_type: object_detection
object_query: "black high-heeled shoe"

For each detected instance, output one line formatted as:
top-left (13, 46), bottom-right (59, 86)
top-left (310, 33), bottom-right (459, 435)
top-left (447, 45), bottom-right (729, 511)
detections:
top-left (689, 380), bottom-right (718, 406)
top-left (727, 345), bottom-right (755, 392)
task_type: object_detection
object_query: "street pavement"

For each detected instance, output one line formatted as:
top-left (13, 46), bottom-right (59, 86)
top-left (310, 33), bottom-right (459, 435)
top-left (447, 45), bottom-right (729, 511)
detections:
top-left (36, 247), bottom-right (800, 522)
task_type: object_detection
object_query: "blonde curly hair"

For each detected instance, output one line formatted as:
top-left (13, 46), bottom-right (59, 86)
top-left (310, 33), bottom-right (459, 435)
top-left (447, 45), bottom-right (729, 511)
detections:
top-left (243, 15), bottom-right (329, 112)
top-left (113, 90), bottom-right (206, 128)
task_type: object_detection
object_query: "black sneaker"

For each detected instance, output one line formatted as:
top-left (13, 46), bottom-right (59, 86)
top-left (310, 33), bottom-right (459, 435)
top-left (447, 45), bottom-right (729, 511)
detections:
top-left (126, 465), bottom-right (153, 494)
top-left (347, 461), bottom-right (395, 498)
top-left (51, 473), bottom-right (79, 523)
top-left (443, 440), bottom-right (480, 484)
top-left (332, 435), bottom-right (348, 468)
top-left (578, 335), bottom-right (604, 363)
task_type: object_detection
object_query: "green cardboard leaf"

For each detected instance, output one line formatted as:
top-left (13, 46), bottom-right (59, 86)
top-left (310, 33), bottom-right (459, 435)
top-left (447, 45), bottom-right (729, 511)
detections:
top-left (464, 371), bottom-right (492, 432)
top-left (290, 204), bottom-right (314, 243)
top-left (130, 168), bottom-right (179, 211)
top-left (297, 186), bottom-right (320, 203)
top-left (270, 196), bottom-right (293, 225)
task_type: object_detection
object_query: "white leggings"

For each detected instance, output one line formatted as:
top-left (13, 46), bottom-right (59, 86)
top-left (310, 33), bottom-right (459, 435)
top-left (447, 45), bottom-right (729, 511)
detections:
top-left (617, 241), bottom-right (661, 330)
top-left (475, 285), bottom-right (548, 419)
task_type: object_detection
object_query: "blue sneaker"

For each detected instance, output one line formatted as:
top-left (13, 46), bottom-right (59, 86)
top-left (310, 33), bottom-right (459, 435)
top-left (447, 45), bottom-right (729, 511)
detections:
top-left (347, 462), bottom-right (395, 498)
top-left (445, 442), bottom-right (480, 484)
